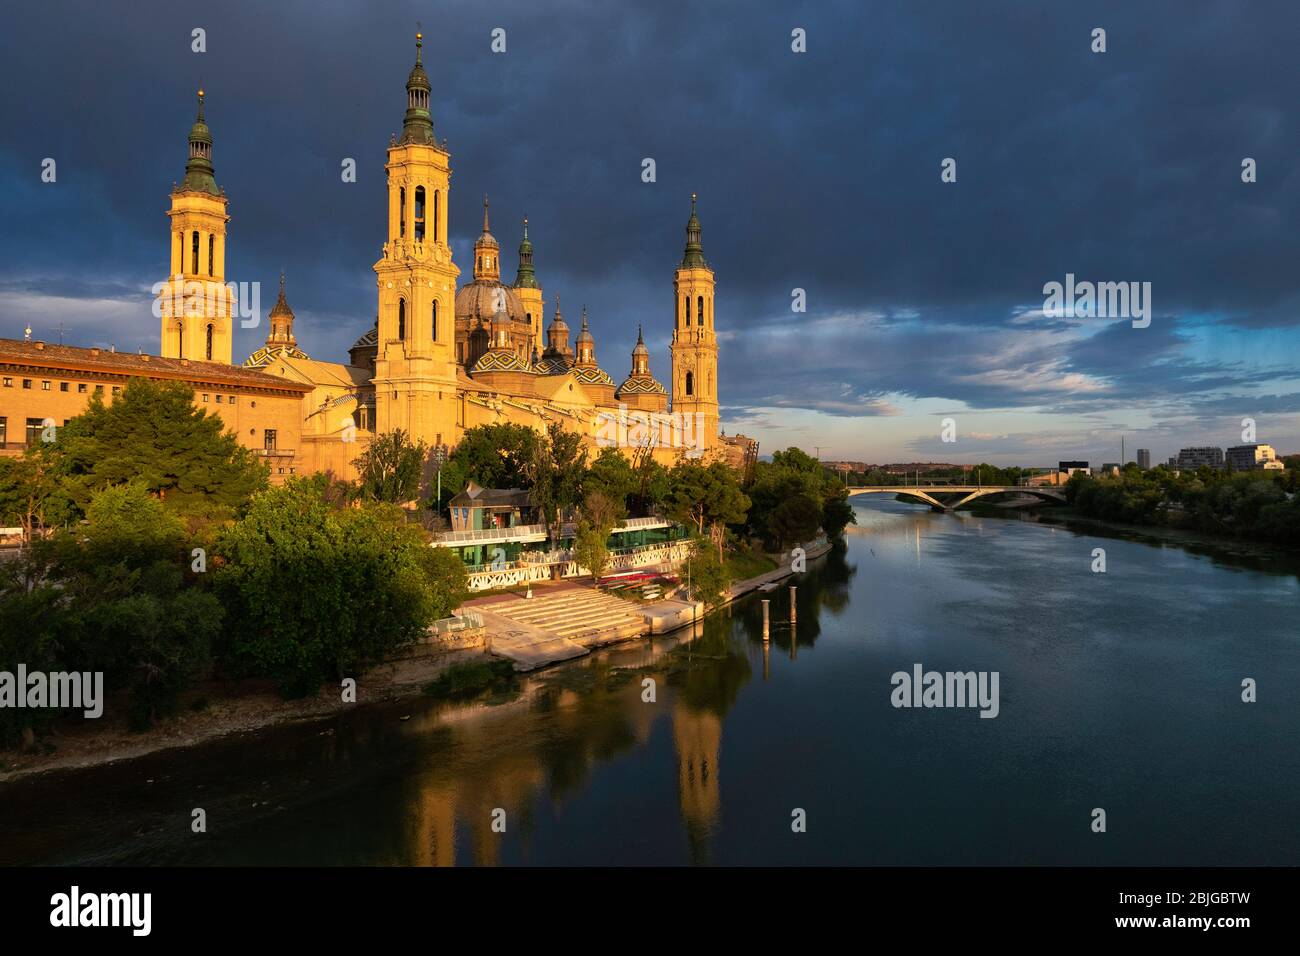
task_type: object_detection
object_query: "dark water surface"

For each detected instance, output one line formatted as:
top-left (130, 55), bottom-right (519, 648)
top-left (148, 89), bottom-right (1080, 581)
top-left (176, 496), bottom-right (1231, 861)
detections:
top-left (3, 499), bottom-right (1298, 865)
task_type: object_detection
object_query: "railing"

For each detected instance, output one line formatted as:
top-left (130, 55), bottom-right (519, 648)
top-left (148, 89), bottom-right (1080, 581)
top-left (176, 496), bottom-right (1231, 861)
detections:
top-left (435, 523), bottom-right (548, 545)
top-left (254, 447), bottom-right (295, 458)
top-left (433, 516), bottom-right (673, 546)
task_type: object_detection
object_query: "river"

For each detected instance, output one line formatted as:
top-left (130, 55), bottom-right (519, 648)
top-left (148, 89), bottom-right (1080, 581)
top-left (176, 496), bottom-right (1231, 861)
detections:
top-left (3, 498), bottom-right (1298, 865)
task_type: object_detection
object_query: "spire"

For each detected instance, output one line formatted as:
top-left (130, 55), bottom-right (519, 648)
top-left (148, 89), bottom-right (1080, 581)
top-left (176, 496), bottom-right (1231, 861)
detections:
top-left (681, 192), bottom-right (705, 268)
top-left (179, 87), bottom-right (219, 196)
top-left (574, 307), bottom-right (596, 366)
top-left (471, 195), bottom-right (501, 281)
top-left (399, 31), bottom-right (435, 146)
top-left (546, 293), bottom-right (572, 359)
top-left (631, 324), bottom-right (650, 376)
top-left (515, 216), bottom-right (537, 288)
top-left (267, 271), bottom-right (296, 344)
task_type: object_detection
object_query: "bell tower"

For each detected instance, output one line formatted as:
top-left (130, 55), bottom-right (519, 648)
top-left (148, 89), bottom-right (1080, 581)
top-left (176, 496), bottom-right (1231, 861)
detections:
top-left (669, 194), bottom-right (718, 445)
top-left (372, 32), bottom-right (460, 449)
top-left (158, 88), bottom-right (234, 364)
top-left (513, 217), bottom-right (545, 356)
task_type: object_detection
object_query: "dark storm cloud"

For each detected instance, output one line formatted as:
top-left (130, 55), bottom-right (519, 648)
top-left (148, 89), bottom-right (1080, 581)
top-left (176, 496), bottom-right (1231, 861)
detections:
top-left (0, 0), bottom-right (1295, 416)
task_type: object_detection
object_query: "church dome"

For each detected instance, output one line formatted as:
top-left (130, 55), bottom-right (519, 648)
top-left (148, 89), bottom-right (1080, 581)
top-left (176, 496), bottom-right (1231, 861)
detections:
top-left (455, 282), bottom-right (526, 324)
top-left (471, 349), bottom-right (536, 375)
top-left (616, 374), bottom-right (667, 396)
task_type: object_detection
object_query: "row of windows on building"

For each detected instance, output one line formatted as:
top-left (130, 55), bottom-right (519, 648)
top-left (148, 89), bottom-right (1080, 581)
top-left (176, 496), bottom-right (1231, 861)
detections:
top-left (1, 377), bottom-right (242, 406)
top-left (2, 416), bottom-right (300, 479)
top-left (0, 416), bottom-right (68, 447)
top-left (2, 377), bottom-right (121, 396)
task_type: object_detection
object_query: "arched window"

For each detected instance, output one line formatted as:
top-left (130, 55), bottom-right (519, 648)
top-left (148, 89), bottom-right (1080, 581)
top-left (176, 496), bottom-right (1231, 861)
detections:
top-left (684, 295), bottom-right (691, 325)
top-left (433, 190), bottom-right (440, 242)
top-left (191, 231), bottom-right (199, 274)
top-left (685, 371), bottom-right (694, 396)
top-left (526, 312), bottom-right (532, 326)
top-left (432, 300), bottom-right (438, 341)
top-left (208, 235), bottom-right (215, 276)
top-left (205, 323), bottom-right (214, 360)
top-left (399, 187), bottom-right (406, 237)
top-left (398, 299), bottom-right (406, 341)
top-left (697, 296), bottom-right (705, 326)
top-left (414, 186), bottom-right (426, 241)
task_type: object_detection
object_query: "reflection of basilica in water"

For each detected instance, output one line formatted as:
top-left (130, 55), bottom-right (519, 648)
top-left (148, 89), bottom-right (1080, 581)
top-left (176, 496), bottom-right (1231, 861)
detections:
top-left (391, 547), bottom-right (854, 865)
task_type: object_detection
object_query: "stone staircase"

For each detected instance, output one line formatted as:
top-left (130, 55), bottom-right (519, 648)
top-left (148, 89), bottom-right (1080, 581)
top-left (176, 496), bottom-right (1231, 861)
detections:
top-left (480, 588), bottom-right (647, 649)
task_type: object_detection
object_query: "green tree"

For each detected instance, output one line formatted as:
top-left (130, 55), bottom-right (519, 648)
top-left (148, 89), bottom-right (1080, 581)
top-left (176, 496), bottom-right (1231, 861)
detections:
top-left (529, 423), bottom-right (588, 544)
top-left (353, 428), bottom-right (427, 503)
top-left (0, 481), bottom-right (222, 739)
top-left (584, 447), bottom-right (637, 516)
top-left (573, 522), bottom-right (612, 582)
top-left (214, 476), bottom-right (446, 696)
top-left (666, 461), bottom-right (750, 561)
top-left (0, 454), bottom-right (74, 540)
top-left (631, 446), bottom-right (671, 516)
top-left (572, 489), bottom-right (622, 581)
top-left (37, 377), bottom-right (267, 519)
top-left (682, 536), bottom-right (731, 609)
top-left (437, 423), bottom-right (542, 511)
top-left (422, 546), bottom-right (470, 619)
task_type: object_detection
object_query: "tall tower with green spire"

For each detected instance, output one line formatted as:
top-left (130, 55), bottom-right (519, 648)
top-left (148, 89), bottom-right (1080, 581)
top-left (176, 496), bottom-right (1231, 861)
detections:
top-left (670, 193), bottom-right (718, 448)
top-left (158, 87), bottom-right (234, 364)
top-left (373, 31), bottom-right (460, 450)
top-left (513, 217), bottom-right (545, 355)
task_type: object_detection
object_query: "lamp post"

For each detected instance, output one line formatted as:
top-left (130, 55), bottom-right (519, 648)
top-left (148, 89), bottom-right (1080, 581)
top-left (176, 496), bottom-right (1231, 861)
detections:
top-left (432, 443), bottom-right (448, 521)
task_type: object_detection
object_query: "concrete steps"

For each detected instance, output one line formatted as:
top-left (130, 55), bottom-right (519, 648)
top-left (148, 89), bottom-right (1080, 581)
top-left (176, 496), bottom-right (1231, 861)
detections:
top-left (480, 588), bottom-right (646, 647)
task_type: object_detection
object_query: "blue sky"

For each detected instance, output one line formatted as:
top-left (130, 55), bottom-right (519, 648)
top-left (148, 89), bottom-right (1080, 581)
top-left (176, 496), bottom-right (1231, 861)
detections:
top-left (1, 0), bottom-right (1297, 465)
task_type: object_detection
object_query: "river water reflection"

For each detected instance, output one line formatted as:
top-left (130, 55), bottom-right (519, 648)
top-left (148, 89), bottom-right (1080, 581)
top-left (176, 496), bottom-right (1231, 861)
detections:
top-left (3, 499), bottom-right (1298, 865)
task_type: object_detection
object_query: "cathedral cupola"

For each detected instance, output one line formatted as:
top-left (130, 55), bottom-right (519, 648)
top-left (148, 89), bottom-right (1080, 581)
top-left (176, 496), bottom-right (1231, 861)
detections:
top-left (179, 88), bottom-right (219, 196)
top-left (631, 324), bottom-right (650, 376)
top-left (266, 272), bottom-right (297, 345)
top-left (681, 192), bottom-right (706, 268)
top-left (514, 217), bottom-right (537, 288)
top-left (399, 32), bottom-right (435, 146)
top-left (574, 306), bottom-right (596, 366)
top-left (615, 324), bottom-right (667, 410)
top-left (545, 294), bottom-right (571, 359)
top-left (473, 196), bottom-right (501, 281)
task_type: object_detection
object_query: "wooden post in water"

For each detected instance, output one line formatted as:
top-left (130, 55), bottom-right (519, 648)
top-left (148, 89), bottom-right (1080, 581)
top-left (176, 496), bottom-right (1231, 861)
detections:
top-left (789, 586), bottom-right (797, 623)
top-left (762, 599), bottom-right (770, 642)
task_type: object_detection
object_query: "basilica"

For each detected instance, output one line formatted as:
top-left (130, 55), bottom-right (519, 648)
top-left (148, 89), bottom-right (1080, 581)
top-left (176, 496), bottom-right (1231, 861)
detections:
top-left (153, 32), bottom-right (753, 483)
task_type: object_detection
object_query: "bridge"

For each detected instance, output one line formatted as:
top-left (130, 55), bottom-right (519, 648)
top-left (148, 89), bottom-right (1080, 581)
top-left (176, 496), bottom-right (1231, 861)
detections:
top-left (845, 485), bottom-right (1066, 513)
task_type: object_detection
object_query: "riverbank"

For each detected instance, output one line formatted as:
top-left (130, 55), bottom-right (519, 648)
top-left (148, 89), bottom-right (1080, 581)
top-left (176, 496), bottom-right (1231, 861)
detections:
top-left (1022, 507), bottom-right (1300, 569)
top-left (0, 646), bottom-right (491, 783)
top-left (0, 540), bottom-right (832, 783)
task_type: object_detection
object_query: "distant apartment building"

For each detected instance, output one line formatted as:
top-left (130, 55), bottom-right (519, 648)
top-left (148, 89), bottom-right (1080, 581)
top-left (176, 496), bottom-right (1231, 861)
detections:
top-left (1136, 448), bottom-right (1151, 469)
top-left (1176, 446), bottom-right (1224, 470)
top-left (1226, 443), bottom-right (1283, 471)
top-left (1100, 463), bottom-right (1120, 476)
top-left (1058, 460), bottom-right (1090, 476)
